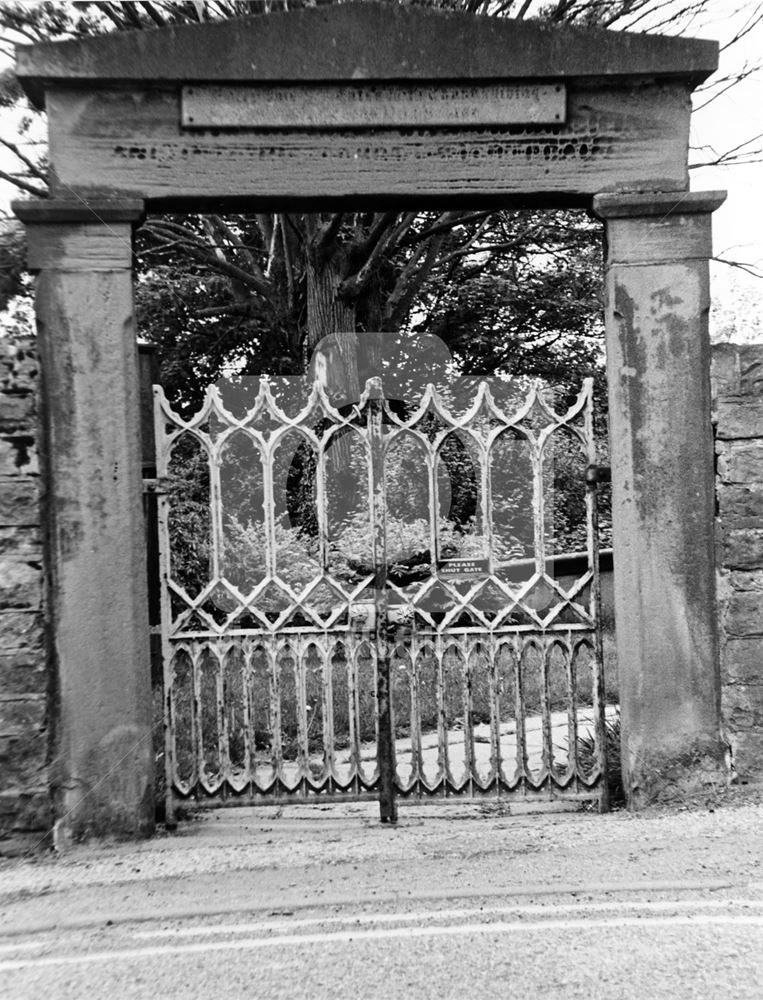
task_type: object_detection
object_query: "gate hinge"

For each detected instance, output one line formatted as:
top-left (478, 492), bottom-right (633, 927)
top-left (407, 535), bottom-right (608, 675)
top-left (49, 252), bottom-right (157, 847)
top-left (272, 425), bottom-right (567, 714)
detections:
top-left (143, 477), bottom-right (170, 495)
top-left (585, 464), bottom-right (611, 485)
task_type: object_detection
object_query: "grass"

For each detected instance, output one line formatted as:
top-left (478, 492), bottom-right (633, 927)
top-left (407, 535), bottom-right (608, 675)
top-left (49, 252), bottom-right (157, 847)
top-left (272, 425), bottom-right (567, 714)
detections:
top-left (577, 713), bottom-right (624, 807)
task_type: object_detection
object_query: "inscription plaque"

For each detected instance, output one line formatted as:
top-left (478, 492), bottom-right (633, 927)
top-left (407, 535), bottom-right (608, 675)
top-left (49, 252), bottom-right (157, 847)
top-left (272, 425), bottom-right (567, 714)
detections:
top-left (182, 82), bottom-right (566, 129)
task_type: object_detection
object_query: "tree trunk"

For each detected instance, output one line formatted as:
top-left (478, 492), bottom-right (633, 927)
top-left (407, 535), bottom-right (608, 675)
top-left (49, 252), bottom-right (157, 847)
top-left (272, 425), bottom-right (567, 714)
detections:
top-left (305, 251), bottom-right (360, 403)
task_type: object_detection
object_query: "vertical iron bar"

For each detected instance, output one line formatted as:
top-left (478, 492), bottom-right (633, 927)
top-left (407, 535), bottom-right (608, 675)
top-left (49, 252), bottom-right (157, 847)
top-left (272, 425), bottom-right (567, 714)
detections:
top-left (192, 645), bottom-right (205, 796)
top-left (262, 430), bottom-right (277, 580)
top-left (489, 637), bottom-right (502, 791)
top-left (217, 642), bottom-right (230, 794)
top-left (368, 379), bottom-right (397, 823)
top-left (154, 389), bottom-right (178, 827)
top-left (566, 633), bottom-right (579, 789)
top-left (463, 638), bottom-right (475, 794)
top-left (410, 639), bottom-right (424, 792)
top-left (583, 378), bottom-right (609, 812)
top-left (349, 639), bottom-right (361, 792)
top-left (481, 436), bottom-right (494, 574)
top-left (295, 638), bottom-right (310, 789)
top-left (513, 638), bottom-right (528, 790)
top-left (242, 640), bottom-right (254, 796)
top-left (322, 635), bottom-right (335, 789)
top-left (540, 637), bottom-right (553, 782)
top-left (439, 640), bottom-right (453, 792)
top-left (270, 644), bottom-right (284, 793)
top-left (315, 420), bottom-right (330, 573)
top-left (532, 394), bottom-right (547, 579)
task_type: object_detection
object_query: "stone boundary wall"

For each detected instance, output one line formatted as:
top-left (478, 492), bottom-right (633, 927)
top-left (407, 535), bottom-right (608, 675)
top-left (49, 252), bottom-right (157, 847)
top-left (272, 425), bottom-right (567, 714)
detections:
top-left (0, 334), bottom-right (50, 850)
top-left (713, 342), bottom-right (763, 781)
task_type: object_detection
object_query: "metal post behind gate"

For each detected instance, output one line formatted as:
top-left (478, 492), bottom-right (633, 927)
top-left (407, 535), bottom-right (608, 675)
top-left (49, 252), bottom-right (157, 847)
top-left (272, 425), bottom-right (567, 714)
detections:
top-left (367, 378), bottom-right (397, 823)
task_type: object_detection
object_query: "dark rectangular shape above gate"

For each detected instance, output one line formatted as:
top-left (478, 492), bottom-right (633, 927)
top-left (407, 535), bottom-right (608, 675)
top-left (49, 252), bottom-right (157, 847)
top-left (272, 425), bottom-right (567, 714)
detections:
top-left (180, 83), bottom-right (566, 129)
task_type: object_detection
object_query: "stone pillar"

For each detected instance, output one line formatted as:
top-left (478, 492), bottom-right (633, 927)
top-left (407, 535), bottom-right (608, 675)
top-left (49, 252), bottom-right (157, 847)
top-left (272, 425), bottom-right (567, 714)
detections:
top-left (12, 199), bottom-right (153, 841)
top-left (593, 190), bottom-right (728, 808)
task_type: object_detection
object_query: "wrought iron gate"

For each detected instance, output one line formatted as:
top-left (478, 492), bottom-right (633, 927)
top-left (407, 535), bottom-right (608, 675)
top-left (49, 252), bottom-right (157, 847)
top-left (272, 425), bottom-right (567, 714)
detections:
top-left (154, 373), bottom-right (608, 822)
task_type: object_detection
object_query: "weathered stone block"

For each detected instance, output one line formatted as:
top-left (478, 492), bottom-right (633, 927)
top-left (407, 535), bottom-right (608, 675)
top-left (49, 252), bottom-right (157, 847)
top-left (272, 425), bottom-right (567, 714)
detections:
top-left (0, 696), bottom-right (46, 737)
top-left (0, 610), bottom-right (44, 651)
top-left (739, 346), bottom-right (763, 396)
top-left (721, 638), bottom-right (763, 684)
top-left (729, 729), bottom-right (763, 780)
top-left (716, 484), bottom-right (763, 525)
top-left (0, 788), bottom-right (51, 833)
top-left (0, 526), bottom-right (41, 558)
top-left (727, 570), bottom-right (763, 593)
top-left (722, 683), bottom-right (763, 730)
top-left (716, 441), bottom-right (763, 485)
top-left (0, 477), bottom-right (39, 526)
top-left (715, 397), bottom-right (763, 439)
top-left (724, 591), bottom-right (763, 637)
top-left (0, 652), bottom-right (47, 695)
top-left (0, 435), bottom-right (38, 476)
top-left (711, 343), bottom-right (740, 399)
top-left (721, 528), bottom-right (763, 569)
top-left (0, 392), bottom-right (35, 433)
top-left (0, 558), bottom-right (42, 609)
top-left (0, 339), bottom-right (39, 395)
top-left (0, 731), bottom-right (47, 788)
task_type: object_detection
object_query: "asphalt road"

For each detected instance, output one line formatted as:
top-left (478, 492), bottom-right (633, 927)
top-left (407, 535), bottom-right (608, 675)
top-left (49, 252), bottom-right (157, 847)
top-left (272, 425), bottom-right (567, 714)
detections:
top-left (2, 891), bottom-right (763, 999)
top-left (2, 795), bottom-right (763, 999)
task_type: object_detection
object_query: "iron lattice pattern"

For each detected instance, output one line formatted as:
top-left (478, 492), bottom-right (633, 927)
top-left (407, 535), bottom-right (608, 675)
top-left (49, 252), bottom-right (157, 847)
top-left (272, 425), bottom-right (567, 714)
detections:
top-left (154, 375), bottom-right (607, 808)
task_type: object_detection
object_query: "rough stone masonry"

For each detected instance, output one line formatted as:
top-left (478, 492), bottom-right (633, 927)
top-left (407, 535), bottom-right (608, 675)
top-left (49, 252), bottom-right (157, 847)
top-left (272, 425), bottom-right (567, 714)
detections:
top-left (713, 342), bottom-right (763, 780)
top-left (0, 333), bottom-right (49, 848)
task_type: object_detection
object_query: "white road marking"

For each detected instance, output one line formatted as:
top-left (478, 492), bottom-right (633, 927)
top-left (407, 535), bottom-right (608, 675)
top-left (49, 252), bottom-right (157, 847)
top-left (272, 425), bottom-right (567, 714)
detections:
top-left (128, 897), bottom-right (763, 939)
top-left (0, 940), bottom-right (55, 955)
top-left (1, 914), bottom-right (763, 972)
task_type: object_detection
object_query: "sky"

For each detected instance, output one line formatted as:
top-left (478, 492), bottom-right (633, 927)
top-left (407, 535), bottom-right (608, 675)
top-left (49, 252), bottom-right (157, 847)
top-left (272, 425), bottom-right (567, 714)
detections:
top-left (687, 2), bottom-right (763, 338)
top-left (0, 1), bottom-right (761, 340)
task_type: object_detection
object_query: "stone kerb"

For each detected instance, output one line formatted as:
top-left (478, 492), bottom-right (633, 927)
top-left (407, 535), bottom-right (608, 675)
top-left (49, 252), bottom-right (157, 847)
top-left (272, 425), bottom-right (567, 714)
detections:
top-left (713, 342), bottom-right (763, 780)
top-left (0, 333), bottom-right (50, 851)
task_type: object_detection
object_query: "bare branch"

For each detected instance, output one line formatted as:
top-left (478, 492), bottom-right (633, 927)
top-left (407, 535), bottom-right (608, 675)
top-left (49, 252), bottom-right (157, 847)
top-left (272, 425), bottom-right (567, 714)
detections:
top-left (720, 4), bottom-right (763, 52)
top-left (399, 211), bottom-right (493, 250)
top-left (690, 130), bottom-right (763, 168)
top-left (0, 171), bottom-right (47, 198)
top-left (712, 255), bottom-right (763, 280)
top-left (0, 137), bottom-right (47, 182)
top-left (195, 303), bottom-right (254, 318)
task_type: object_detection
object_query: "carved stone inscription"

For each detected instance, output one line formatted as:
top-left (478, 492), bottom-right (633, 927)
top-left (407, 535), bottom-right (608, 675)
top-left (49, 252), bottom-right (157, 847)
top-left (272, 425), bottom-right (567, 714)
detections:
top-left (181, 82), bottom-right (566, 129)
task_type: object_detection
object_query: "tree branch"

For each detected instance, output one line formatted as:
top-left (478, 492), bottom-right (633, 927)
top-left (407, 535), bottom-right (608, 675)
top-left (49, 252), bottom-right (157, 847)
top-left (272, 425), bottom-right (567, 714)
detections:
top-left (0, 137), bottom-right (47, 182)
top-left (0, 170), bottom-right (46, 198)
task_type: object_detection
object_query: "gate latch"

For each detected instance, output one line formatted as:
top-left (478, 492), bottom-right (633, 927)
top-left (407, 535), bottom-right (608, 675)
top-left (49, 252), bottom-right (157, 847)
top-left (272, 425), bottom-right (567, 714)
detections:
top-left (585, 464), bottom-right (611, 485)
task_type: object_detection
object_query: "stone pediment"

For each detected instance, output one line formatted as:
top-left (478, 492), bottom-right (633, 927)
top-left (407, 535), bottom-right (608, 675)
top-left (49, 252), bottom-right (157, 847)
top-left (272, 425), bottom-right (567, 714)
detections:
top-left (17, 2), bottom-right (717, 109)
